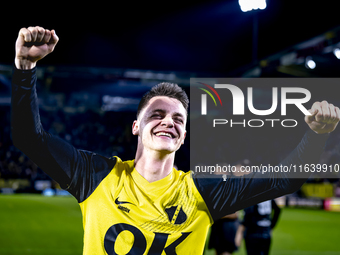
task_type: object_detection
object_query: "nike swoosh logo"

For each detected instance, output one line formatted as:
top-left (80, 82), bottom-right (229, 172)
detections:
top-left (115, 197), bottom-right (134, 205)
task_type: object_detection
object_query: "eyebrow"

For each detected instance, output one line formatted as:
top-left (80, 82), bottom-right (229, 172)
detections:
top-left (151, 109), bottom-right (185, 118)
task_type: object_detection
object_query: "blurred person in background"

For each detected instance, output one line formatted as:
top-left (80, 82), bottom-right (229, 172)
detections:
top-left (235, 199), bottom-right (281, 255)
top-left (208, 160), bottom-right (251, 255)
top-left (208, 212), bottom-right (240, 255)
top-left (207, 162), bottom-right (240, 255)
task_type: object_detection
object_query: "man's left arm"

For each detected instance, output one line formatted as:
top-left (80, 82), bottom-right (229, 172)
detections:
top-left (194, 101), bottom-right (340, 221)
top-left (278, 100), bottom-right (339, 178)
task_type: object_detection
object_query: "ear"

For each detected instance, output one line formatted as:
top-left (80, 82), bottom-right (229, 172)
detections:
top-left (181, 130), bottom-right (187, 145)
top-left (132, 120), bottom-right (139, 135)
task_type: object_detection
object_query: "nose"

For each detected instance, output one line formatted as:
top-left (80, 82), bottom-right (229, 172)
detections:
top-left (161, 115), bottom-right (174, 128)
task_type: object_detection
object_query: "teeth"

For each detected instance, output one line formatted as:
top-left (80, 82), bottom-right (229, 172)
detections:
top-left (155, 132), bottom-right (172, 138)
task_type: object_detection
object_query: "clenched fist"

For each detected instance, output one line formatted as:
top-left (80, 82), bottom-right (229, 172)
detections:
top-left (305, 101), bottom-right (340, 134)
top-left (15, 26), bottom-right (59, 70)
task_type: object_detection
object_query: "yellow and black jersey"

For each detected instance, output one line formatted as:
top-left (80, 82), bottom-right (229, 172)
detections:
top-left (79, 157), bottom-right (211, 254)
top-left (11, 67), bottom-right (330, 254)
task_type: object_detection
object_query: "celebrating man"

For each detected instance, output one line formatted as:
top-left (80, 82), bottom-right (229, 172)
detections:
top-left (11, 26), bottom-right (340, 255)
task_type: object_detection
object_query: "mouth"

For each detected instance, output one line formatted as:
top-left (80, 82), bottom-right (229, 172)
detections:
top-left (154, 131), bottom-right (175, 139)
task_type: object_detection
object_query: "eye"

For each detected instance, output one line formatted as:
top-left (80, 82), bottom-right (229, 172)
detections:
top-left (174, 117), bottom-right (184, 123)
top-left (151, 113), bottom-right (162, 118)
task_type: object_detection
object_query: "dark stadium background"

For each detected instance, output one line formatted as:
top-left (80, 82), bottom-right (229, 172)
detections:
top-left (2, 0), bottom-right (340, 178)
top-left (1, 1), bottom-right (340, 254)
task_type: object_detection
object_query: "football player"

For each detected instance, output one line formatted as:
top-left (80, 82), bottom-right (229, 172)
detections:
top-left (11, 26), bottom-right (340, 255)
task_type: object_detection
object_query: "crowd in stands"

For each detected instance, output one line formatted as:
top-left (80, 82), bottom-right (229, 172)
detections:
top-left (0, 105), bottom-right (144, 190)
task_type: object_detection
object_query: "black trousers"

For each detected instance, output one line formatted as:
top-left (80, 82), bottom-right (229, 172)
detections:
top-left (245, 237), bottom-right (271, 255)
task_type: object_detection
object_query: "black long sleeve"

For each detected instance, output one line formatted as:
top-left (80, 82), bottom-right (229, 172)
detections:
top-left (11, 66), bottom-right (116, 202)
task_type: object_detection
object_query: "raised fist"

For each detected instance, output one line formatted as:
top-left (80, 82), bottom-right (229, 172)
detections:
top-left (15, 26), bottom-right (59, 70)
top-left (305, 101), bottom-right (340, 134)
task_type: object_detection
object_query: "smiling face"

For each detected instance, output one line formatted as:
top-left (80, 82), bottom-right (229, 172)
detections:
top-left (133, 96), bottom-right (187, 155)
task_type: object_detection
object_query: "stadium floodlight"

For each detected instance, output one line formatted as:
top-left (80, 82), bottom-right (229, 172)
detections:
top-left (333, 48), bottom-right (340, 59)
top-left (238, 0), bottom-right (267, 63)
top-left (305, 56), bottom-right (316, 69)
top-left (239, 0), bottom-right (267, 12)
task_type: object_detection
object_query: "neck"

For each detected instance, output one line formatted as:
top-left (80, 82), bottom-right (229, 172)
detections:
top-left (134, 145), bottom-right (175, 183)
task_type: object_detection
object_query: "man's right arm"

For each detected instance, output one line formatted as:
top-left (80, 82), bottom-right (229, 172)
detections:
top-left (11, 65), bottom-right (82, 191)
top-left (11, 27), bottom-right (116, 202)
